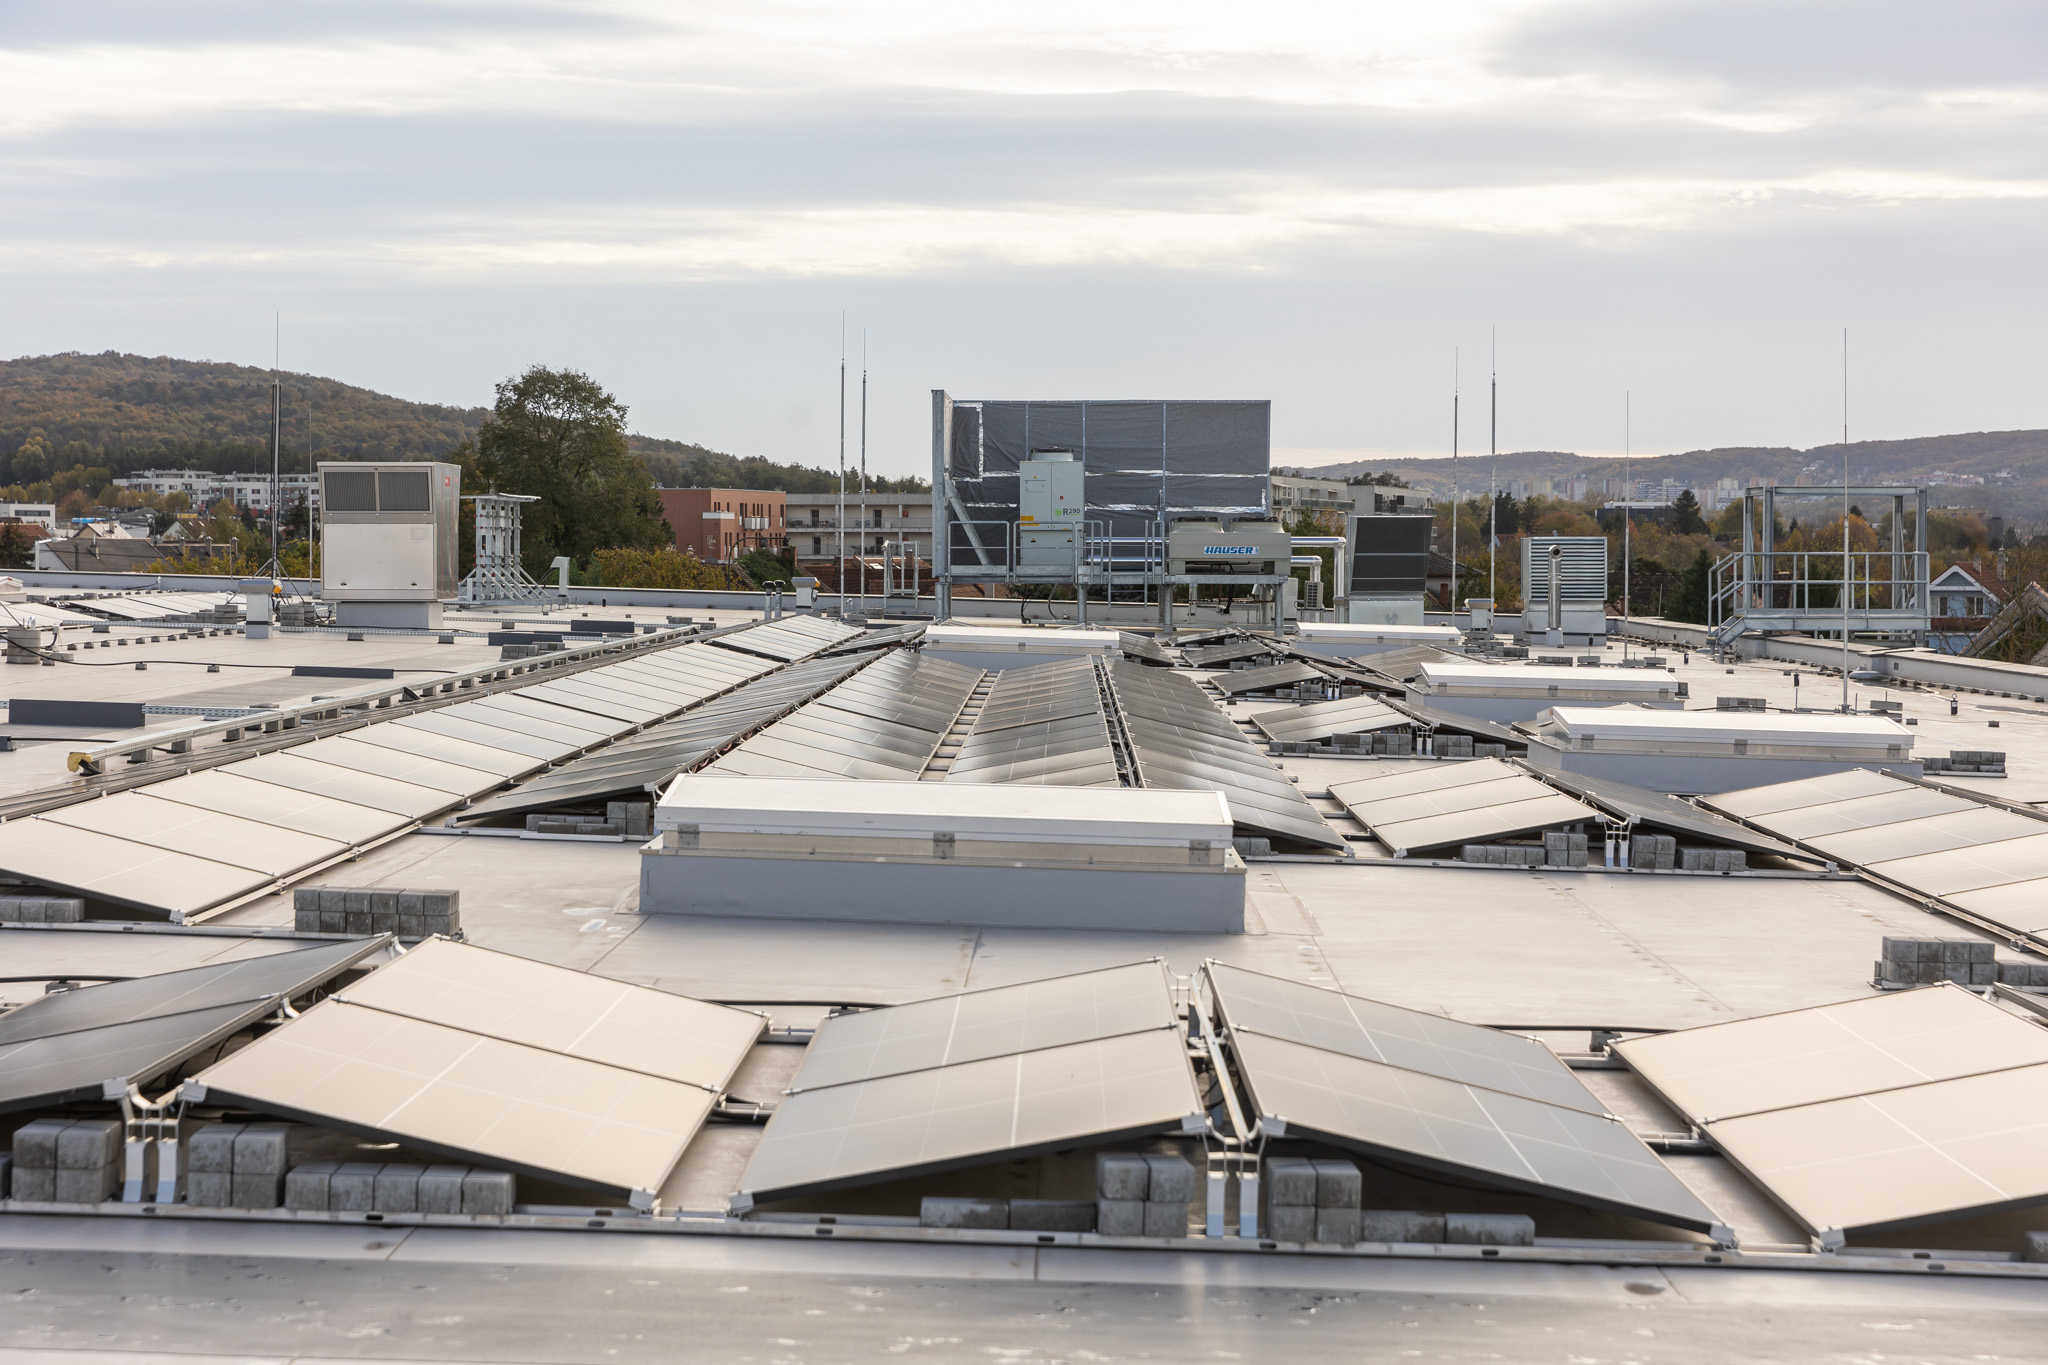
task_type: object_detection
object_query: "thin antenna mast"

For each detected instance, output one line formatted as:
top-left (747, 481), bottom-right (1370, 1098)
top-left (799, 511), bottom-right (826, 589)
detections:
top-left (1623, 391), bottom-right (1631, 659)
top-left (1450, 349), bottom-right (1459, 618)
top-left (1488, 327), bottom-right (1497, 608)
top-left (859, 331), bottom-right (868, 611)
top-left (1841, 327), bottom-right (1851, 712)
top-left (269, 313), bottom-right (281, 578)
top-left (837, 314), bottom-right (847, 617)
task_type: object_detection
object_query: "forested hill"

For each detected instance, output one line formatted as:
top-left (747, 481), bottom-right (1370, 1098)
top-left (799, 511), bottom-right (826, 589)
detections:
top-left (0, 351), bottom-right (925, 493)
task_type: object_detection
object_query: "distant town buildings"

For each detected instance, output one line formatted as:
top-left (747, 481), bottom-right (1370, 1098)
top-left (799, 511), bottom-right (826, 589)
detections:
top-left (113, 470), bottom-right (319, 514)
top-left (655, 487), bottom-right (786, 563)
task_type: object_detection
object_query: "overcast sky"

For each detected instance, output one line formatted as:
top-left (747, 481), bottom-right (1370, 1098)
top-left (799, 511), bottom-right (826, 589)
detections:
top-left (2, 0), bottom-right (2043, 478)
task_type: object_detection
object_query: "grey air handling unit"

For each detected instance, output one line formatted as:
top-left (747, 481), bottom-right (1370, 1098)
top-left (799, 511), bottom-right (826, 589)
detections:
top-left (929, 395), bottom-right (1274, 619)
top-left (1345, 514), bottom-right (1433, 626)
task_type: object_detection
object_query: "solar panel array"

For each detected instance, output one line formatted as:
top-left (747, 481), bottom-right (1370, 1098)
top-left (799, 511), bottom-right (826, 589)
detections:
top-left (73, 592), bottom-right (233, 621)
top-left (1117, 632), bottom-right (1173, 665)
top-left (943, 658), bottom-right (1120, 787)
top-left (1182, 638), bottom-right (1285, 668)
top-left (192, 940), bottom-right (764, 1204)
top-left (1351, 645), bottom-right (1457, 685)
top-left (707, 614), bottom-right (866, 662)
top-left (1208, 963), bottom-right (1725, 1233)
top-left (709, 650), bottom-right (984, 780)
top-left (0, 938), bottom-right (385, 1113)
top-left (1209, 660), bottom-right (1330, 697)
top-left (1327, 757), bottom-right (1599, 855)
top-left (1104, 659), bottom-right (1342, 849)
top-left (1615, 986), bottom-right (2048, 1236)
top-left (1251, 693), bottom-right (1409, 744)
top-left (1534, 767), bottom-right (1807, 861)
top-left (1704, 770), bottom-right (2048, 940)
top-left (458, 654), bottom-right (870, 821)
top-left (0, 637), bottom-right (790, 919)
top-left (735, 963), bottom-right (1202, 1206)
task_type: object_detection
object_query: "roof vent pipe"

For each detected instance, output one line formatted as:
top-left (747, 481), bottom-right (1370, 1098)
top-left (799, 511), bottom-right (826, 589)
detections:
top-left (1547, 543), bottom-right (1563, 633)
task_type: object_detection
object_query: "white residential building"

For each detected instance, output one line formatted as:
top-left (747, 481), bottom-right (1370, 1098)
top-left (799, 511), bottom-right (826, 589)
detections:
top-left (114, 470), bottom-right (319, 514)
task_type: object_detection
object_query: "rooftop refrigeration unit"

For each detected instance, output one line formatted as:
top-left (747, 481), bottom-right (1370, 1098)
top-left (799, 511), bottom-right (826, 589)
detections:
top-left (318, 462), bottom-right (462, 629)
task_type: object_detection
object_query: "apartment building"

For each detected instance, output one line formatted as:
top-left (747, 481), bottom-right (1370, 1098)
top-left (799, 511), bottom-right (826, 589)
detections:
top-left (113, 469), bottom-right (320, 514)
top-left (656, 487), bottom-right (787, 562)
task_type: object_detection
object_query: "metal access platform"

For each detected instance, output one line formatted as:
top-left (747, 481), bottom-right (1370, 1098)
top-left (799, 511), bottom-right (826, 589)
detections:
top-left (1708, 485), bottom-right (1930, 649)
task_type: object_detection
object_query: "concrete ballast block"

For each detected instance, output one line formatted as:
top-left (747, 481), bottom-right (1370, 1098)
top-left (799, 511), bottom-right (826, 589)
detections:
top-left (1310, 1159), bottom-right (1362, 1209)
top-left (418, 1165), bottom-right (469, 1215)
top-left (231, 1172), bottom-right (285, 1208)
top-left (1096, 1198), bottom-right (1145, 1237)
top-left (1315, 1207), bottom-right (1363, 1245)
top-left (233, 1125), bottom-right (292, 1176)
top-left (461, 1169), bottom-right (514, 1215)
top-left (1263, 1204), bottom-right (1316, 1242)
top-left (284, 1162), bottom-right (337, 1212)
top-left (1096, 1153), bottom-right (1150, 1201)
top-left (185, 1123), bottom-right (242, 1174)
top-left (919, 1197), bottom-right (1009, 1230)
top-left (1142, 1200), bottom-right (1190, 1238)
top-left (1008, 1199), bottom-right (1096, 1233)
top-left (13, 1118), bottom-right (68, 1169)
top-left (1360, 1209), bottom-right (1447, 1243)
top-left (184, 1170), bottom-right (232, 1207)
top-left (329, 1162), bottom-right (381, 1212)
top-left (55, 1164), bottom-right (119, 1204)
top-left (1445, 1212), bottom-right (1535, 1246)
top-left (374, 1163), bottom-right (425, 1213)
top-left (1262, 1157), bottom-right (1317, 1207)
top-left (56, 1119), bottom-right (122, 1170)
top-left (1143, 1154), bottom-right (1197, 1205)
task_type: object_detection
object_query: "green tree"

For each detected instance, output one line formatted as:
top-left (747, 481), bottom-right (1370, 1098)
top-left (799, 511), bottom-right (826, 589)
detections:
top-left (1671, 488), bottom-right (1708, 536)
top-left (1670, 548), bottom-right (1715, 623)
top-left (473, 367), bottom-right (668, 577)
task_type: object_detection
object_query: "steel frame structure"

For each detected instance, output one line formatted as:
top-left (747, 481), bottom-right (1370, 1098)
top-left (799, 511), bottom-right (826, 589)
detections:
top-left (1709, 485), bottom-right (1930, 647)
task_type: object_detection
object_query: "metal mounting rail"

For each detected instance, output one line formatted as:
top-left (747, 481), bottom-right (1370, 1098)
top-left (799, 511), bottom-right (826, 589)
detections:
top-left (65, 625), bottom-right (706, 777)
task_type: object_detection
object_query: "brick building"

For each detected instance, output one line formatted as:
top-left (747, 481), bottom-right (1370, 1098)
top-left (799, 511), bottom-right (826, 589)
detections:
top-left (656, 488), bottom-right (786, 563)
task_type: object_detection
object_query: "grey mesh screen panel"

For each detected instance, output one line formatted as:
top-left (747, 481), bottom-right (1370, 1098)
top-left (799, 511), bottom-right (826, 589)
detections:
top-left (0, 819), bottom-right (272, 917)
top-left (737, 1029), bottom-right (1202, 1205)
top-left (143, 770), bottom-right (411, 846)
top-left (193, 999), bottom-right (713, 1202)
top-left (1348, 515), bottom-right (1433, 595)
top-left (335, 939), bottom-right (762, 1091)
top-left (1228, 1030), bottom-right (1722, 1232)
top-left (41, 793), bottom-right (350, 879)
top-left (0, 1000), bottom-right (279, 1113)
top-left (1208, 964), bottom-right (1603, 1114)
top-left (0, 939), bottom-right (381, 1046)
top-left (1252, 695), bottom-right (1407, 743)
top-left (1613, 986), bottom-right (2048, 1124)
top-left (377, 468), bottom-right (432, 512)
top-left (945, 399), bottom-right (1269, 548)
top-left (792, 963), bottom-right (1175, 1093)
top-left (324, 469), bottom-right (376, 512)
top-left (1706, 1064), bottom-right (2048, 1236)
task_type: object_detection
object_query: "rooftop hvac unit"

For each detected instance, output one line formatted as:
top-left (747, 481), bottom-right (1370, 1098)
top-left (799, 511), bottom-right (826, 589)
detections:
top-left (319, 462), bottom-right (462, 629)
top-left (1520, 536), bottom-right (1608, 639)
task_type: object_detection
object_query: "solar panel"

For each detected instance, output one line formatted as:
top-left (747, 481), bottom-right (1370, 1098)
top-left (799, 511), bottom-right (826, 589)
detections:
top-left (1252, 694), bottom-right (1407, 743)
top-left (0, 818), bottom-right (272, 918)
top-left (1510, 767), bottom-right (1804, 861)
top-left (462, 692), bottom-right (621, 743)
top-left (791, 962), bottom-right (1176, 1092)
top-left (521, 679), bottom-right (669, 724)
top-left (1704, 1063), bottom-right (2048, 1237)
top-left (1183, 639), bottom-right (1283, 668)
top-left (1865, 832), bottom-right (2048, 897)
top-left (0, 1000), bottom-right (279, 1114)
top-left (1613, 985), bottom-right (2048, 1124)
top-left (1756, 787), bottom-right (1975, 841)
top-left (191, 999), bottom-right (714, 1205)
top-left (1703, 768), bottom-right (1906, 819)
top-left (1948, 878), bottom-right (2048, 931)
top-left (335, 938), bottom-right (762, 1090)
top-left (0, 938), bottom-right (386, 1047)
top-left (945, 659), bottom-right (1119, 788)
top-left (1210, 661), bottom-right (1328, 696)
top-left (345, 721), bottom-right (549, 777)
top-left (1227, 1029), bottom-right (1723, 1232)
top-left (1207, 963), bottom-right (1604, 1114)
top-left (282, 736), bottom-right (506, 798)
top-left (1327, 759), bottom-right (1600, 855)
top-left (1119, 632), bottom-right (1172, 665)
top-left (386, 710), bottom-right (583, 764)
top-left (1106, 660), bottom-right (1341, 848)
top-left (226, 750), bottom-right (458, 819)
top-left (735, 1029), bottom-right (1203, 1207)
top-left (138, 770), bottom-right (411, 846)
top-left (710, 652), bottom-right (981, 781)
top-left (1804, 807), bottom-right (2046, 865)
top-left (40, 792), bottom-right (351, 879)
